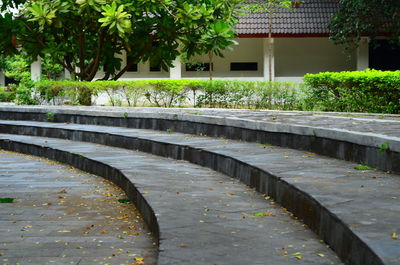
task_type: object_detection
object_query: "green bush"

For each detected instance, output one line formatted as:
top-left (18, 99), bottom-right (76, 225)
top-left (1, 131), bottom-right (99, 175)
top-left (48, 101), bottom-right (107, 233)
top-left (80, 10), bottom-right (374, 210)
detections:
top-left (303, 70), bottom-right (400, 113)
top-left (15, 86), bottom-right (38, 105)
top-left (143, 80), bottom-right (188, 107)
top-left (0, 85), bottom-right (37, 105)
top-left (34, 79), bottom-right (304, 109)
top-left (196, 80), bottom-right (303, 109)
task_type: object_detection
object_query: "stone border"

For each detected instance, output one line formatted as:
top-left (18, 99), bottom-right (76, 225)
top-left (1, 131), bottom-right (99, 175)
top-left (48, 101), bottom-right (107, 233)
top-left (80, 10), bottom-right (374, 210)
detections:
top-left (0, 106), bottom-right (399, 173)
top-left (0, 122), bottom-right (385, 265)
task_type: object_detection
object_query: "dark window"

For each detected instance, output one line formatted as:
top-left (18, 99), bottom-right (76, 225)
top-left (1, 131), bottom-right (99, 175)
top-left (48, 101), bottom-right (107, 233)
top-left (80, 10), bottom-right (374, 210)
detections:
top-left (126, 56), bottom-right (138, 72)
top-left (185, 63), bottom-right (213, 72)
top-left (369, 40), bottom-right (400, 71)
top-left (127, 63), bottom-right (138, 72)
top-left (230, 62), bottom-right (258, 71)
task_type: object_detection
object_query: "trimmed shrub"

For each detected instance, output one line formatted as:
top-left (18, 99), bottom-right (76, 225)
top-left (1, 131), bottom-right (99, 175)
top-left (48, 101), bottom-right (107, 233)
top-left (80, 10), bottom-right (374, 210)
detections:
top-left (34, 79), bottom-right (304, 109)
top-left (303, 70), bottom-right (400, 113)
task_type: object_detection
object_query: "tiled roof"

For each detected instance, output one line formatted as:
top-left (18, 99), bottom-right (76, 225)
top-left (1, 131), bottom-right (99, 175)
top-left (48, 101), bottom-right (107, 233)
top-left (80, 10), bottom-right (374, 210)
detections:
top-left (237, 0), bottom-right (339, 36)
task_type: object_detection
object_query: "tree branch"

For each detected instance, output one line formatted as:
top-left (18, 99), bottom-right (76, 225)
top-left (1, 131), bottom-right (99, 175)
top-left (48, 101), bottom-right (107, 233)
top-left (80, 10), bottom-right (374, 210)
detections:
top-left (85, 29), bottom-right (106, 81)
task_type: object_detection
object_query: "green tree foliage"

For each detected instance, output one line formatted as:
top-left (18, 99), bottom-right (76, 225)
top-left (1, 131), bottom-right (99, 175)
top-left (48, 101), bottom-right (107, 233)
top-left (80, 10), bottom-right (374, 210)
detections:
top-left (0, 54), bottom-right (38, 105)
top-left (41, 57), bottom-right (64, 80)
top-left (0, 0), bottom-right (242, 82)
top-left (182, 20), bottom-right (238, 80)
top-left (329, 0), bottom-right (400, 49)
top-left (2, 54), bottom-right (31, 85)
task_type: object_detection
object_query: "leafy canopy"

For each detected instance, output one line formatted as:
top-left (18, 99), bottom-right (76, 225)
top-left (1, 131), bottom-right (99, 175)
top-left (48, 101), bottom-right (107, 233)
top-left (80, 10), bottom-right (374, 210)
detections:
top-left (329, 0), bottom-right (400, 49)
top-left (0, 0), bottom-right (243, 81)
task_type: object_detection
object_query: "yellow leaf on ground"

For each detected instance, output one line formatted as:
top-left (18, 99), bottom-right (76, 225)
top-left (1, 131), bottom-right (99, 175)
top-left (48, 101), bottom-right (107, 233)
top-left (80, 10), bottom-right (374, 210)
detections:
top-left (392, 232), bottom-right (398, 239)
top-left (134, 257), bottom-right (144, 264)
top-left (57, 230), bottom-right (71, 233)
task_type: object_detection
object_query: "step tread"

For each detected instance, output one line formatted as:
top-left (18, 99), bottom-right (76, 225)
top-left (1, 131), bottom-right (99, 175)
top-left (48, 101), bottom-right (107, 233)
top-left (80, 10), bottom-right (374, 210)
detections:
top-left (0, 133), bottom-right (342, 265)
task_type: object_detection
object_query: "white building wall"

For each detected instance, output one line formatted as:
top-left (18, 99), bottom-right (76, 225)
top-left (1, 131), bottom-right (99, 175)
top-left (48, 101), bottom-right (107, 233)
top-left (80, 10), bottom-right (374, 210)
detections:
top-left (274, 38), bottom-right (357, 78)
top-left (182, 38), bottom-right (264, 79)
top-left (38, 37), bottom-right (361, 82)
top-left (94, 50), bottom-right (170, 80)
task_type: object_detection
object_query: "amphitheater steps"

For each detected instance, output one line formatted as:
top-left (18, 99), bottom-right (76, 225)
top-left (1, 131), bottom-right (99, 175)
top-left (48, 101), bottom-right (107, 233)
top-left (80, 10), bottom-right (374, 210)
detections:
top-left (0, 106), bottom-right (399, 265)
top-left (0, 133), bottom-right (342, 265)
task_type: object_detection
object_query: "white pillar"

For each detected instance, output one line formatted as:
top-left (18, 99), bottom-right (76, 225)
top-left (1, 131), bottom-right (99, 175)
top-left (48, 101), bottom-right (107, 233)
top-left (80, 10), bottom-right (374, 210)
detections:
top-left (30, 57), bottom-right (41, 81)
top-left (0, 71), bottom-right (5, 86)
top-left (142, 60), bottom-right (150, 73)
top-left (357, 37), bottom-right (369, 70)
top-left (170, 57), bottom-right (182, 79)
top-left (263, 38), bottom-right (275, 81)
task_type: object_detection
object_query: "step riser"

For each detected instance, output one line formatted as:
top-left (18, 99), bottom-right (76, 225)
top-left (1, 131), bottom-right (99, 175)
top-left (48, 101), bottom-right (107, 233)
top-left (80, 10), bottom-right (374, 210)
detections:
top-left (0, 124), bottom-right (383, 265)
top-left (0, 111), bottom-right (398, 174)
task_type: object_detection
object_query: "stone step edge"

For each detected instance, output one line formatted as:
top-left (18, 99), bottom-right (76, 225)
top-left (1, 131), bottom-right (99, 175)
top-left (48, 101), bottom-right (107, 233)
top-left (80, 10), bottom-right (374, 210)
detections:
top-left (0, 123), bottom-right (384, 265)
top-left (0, 106), bottom-right (398, 174)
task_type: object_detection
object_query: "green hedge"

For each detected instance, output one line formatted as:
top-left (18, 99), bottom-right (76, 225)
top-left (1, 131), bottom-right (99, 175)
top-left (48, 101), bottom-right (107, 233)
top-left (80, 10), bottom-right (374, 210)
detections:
top-left (303, 70), bottom-right (400, 113)
top-left (34, 79), bottom-right (304, 109)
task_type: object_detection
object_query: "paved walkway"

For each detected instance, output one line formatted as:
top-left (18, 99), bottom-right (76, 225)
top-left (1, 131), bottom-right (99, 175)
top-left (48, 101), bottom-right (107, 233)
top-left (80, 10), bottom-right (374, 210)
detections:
top-left (0, 135), bottom-right (342, 265)
top-left (0, 150), bottom-right (157, 265)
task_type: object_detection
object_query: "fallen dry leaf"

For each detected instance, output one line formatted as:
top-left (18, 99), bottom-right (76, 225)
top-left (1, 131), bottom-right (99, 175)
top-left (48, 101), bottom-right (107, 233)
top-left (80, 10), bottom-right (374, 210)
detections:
top-left (134, 257), bottom-right (144, 264)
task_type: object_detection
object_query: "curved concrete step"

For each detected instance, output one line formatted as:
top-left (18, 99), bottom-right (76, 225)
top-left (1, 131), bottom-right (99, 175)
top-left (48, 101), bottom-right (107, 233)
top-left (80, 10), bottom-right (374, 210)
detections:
top-left (0, 106), bottom-right (399, 173)
top-left (0, 134), bottom-right (342, 265)
top-left (0, 150), bottom-right (157, 265)
top-left (0, 120), bottom-right (399, 265)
